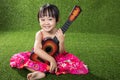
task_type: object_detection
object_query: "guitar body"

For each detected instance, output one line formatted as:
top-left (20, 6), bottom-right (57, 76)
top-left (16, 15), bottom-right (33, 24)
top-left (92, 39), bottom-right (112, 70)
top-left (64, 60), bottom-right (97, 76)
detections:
top-left (42, 38), bottom-right (59, 56)
top-left (30, 37), bottom-right (59, 62)
top-left (30, 5), bottom-right (81, 63)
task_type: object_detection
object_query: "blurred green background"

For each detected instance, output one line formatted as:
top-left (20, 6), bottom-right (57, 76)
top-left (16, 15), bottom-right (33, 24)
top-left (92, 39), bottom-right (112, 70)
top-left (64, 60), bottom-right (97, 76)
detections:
top-left (0, 0), bottom-right (120, 80)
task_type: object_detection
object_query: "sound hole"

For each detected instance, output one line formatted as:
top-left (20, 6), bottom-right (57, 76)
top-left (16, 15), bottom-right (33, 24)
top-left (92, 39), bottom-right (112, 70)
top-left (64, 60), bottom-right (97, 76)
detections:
top-left (45, 46), bottom-right (52, 53)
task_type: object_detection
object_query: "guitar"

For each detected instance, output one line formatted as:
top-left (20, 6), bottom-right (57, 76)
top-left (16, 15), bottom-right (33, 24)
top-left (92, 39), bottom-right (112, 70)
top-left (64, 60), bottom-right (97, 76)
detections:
top-left (30, 5), bottom-right (82, 62)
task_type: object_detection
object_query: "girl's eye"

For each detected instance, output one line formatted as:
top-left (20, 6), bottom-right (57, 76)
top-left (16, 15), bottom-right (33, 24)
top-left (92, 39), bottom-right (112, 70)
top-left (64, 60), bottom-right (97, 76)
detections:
top-left (40, 19), bottom-right (45, 21)
top-left (49, 18), bottom-right (53, 21)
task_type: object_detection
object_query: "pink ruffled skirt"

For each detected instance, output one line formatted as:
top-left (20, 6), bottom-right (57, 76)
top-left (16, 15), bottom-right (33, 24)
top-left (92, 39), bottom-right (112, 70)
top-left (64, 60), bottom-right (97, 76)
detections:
top-left (10, 51), bottom-right (88, 75)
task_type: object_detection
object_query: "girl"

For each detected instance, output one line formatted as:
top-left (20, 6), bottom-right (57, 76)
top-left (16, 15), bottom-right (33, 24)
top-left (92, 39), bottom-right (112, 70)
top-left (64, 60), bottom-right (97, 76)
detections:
top-left (10, 4), bottom-right (88, 80)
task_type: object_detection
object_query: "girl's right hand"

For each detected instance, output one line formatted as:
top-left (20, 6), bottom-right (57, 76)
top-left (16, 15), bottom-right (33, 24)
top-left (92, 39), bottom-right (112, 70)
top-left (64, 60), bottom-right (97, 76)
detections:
top-left (49, 58), bottom-right (57, 73)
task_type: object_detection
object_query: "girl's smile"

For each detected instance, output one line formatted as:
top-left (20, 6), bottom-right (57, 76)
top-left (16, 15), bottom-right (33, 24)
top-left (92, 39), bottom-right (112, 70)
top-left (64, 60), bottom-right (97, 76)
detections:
top-left (39, 16), bottom-right (57, 33)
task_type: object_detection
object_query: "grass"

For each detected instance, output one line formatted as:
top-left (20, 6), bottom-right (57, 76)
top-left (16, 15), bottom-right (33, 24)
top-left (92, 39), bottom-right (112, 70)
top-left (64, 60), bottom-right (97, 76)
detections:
top-left (0, 0), bottom-right (120, 80)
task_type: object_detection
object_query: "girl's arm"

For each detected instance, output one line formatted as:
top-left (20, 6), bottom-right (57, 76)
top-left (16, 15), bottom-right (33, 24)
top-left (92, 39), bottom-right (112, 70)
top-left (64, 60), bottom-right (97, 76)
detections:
top-left (56, 29), bottom-right (65, 53)
top-left (34, 31), bottom-right (57, 72)
top-left (59, 41), bottom-right (65, 53)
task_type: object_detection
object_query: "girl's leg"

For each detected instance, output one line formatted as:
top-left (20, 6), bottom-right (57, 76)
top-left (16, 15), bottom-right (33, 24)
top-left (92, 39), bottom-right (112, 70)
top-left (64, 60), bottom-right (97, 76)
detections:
top-left (27, 71), bottom-right (46, 80)
top-left (26, 67), bottom-right (46, 80)
top-left (24, 59), bottom-right (49, 80)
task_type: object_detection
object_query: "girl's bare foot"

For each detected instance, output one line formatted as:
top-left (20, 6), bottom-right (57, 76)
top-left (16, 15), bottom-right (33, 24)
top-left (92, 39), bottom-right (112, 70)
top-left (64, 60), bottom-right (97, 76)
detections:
top-left (27, 71), bottom-right (46, 80)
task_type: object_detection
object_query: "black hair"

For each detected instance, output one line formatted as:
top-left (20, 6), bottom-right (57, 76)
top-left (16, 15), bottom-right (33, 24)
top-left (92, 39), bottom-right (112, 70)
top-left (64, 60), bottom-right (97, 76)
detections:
top-left (38, 4), bottom-right (59, 22)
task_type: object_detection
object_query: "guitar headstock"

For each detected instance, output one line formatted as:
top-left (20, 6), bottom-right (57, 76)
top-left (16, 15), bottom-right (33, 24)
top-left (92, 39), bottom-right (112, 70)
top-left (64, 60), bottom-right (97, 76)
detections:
top-left (68, 5), bottom-right (81, 22)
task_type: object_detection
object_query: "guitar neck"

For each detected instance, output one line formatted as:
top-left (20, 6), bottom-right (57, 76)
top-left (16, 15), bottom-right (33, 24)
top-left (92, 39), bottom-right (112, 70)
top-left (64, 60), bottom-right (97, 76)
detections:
top-left (53, 20), bottom-right (72, 43)
top-left (61, 20), bottom-right (72, 34)
top-left (53, 5), bottom-right (81, 43)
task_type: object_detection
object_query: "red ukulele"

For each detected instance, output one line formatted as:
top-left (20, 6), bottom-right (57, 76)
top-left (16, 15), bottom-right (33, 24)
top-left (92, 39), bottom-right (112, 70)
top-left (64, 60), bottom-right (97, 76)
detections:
top-left (30, 5), bottom-right (82, 63)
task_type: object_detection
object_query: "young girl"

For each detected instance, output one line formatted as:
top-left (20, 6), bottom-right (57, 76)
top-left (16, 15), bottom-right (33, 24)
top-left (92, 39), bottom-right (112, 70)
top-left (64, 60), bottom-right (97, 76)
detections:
top-left (10, 4), bottom-right (88, 80)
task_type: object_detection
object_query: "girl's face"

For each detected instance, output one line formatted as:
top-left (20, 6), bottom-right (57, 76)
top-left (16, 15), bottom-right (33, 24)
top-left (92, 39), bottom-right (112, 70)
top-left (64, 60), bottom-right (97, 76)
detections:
top-left (39, 16), bottom-right (57, 33)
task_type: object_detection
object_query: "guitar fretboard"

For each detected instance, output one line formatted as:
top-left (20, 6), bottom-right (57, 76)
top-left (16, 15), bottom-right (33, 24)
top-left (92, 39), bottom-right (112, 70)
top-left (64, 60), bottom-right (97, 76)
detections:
top-left (61, 20), bottom-right (72, 34)
top-left (53, 20), bottom-right (72, 43)
top-left (53, 5), bottom-right (81, 44)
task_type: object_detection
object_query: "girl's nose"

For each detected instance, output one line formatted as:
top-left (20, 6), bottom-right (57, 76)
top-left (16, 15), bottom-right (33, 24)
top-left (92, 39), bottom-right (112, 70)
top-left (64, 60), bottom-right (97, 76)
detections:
top-left (44, 20), bottom-right (49, 25)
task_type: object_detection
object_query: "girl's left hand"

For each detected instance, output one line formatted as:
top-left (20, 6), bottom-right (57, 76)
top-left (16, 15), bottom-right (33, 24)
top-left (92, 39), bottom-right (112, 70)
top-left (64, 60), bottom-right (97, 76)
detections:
top-left (55, 29), bottom-right (65, 43)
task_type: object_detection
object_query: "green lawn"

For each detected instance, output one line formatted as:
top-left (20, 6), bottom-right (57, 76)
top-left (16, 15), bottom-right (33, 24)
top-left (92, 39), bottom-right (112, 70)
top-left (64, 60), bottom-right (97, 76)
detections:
top-left (0, 0), bottom-right (120, 80)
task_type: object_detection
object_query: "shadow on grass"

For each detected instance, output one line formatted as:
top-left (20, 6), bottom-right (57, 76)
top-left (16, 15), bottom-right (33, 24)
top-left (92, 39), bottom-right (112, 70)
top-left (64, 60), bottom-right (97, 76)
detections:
top-left (77, 72), bottom-right (108, 80)
top-left (13, 68), bottom-right (30, 78)
top-left (51, 72), bottom-right (108, 80)
top-left (13, 68), bottom-right (108, 80)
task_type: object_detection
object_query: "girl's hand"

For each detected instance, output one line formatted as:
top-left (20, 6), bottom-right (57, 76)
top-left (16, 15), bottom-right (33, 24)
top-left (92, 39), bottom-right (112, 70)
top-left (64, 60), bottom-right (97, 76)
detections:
top-left (55, 29), bottom-right (65, 44)
top-left (49, 58), bottom-right (57, 73)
